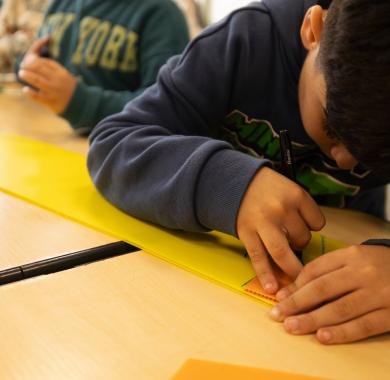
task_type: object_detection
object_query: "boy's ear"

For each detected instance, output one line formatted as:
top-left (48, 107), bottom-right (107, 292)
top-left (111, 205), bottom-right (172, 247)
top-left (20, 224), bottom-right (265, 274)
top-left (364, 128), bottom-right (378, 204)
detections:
top-left (300, 5), bottom-right (326, 50)
top-left (330, 143), bottom-right (358, 170)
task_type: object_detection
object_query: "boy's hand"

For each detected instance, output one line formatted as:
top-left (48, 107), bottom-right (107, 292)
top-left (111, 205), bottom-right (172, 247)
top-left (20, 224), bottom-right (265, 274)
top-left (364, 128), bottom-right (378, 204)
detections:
top-left (237, 167), bottom-right (325, 293)
top-left (18, 37), bottom-right (77, 114)
top-left (271, 244), bottom-right (390, 344)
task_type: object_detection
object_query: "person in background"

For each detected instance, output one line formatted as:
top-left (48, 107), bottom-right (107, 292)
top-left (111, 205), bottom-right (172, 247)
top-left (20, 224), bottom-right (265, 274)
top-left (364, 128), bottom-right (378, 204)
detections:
top-left (174, 0), bottom-right (206, 38)
top-left (0, 0), bottom-right (47, 74)
top-left (17, 0), bottom-right (189, 134)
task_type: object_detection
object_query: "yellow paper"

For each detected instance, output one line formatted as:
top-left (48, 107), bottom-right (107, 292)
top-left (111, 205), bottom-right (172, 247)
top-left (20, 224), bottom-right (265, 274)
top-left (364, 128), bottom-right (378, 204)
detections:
top-left (172, 359), bottom-right (329, 380)
top-left (0, 133), bottom-right (346, 305)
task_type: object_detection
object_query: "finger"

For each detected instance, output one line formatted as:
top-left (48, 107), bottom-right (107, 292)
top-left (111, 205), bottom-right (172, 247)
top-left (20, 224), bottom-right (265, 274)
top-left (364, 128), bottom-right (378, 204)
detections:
top-left (271, 266), bottom-right (357, 321)
top-left (19, 69), bottom-right (51, 92)
top-left (276, 282), bottom-right (298, 301)
top-left (260, 224), bottom-right (303, 279)
top-left (298, 193), bottom-right (326, 231)
top-left (240, 231), bottom-right (278, 294)
top-left (22, 86), bottom-right (50, 103)
top-left (277, 248), bottom-right (351, 301)
top-left (284, 216), bottom-right (312, 250)
top-left (277, 266), bottom-right (357, 317)
top-left (28, 36), bottom-right (50, 55)
top-left (292, 248), bottom-right (347, 290)
top-left (26, 57), bottom-right (62, 72)
top-left (276, 251), bottom-right (344, 301)
top-left (316, 309), bottom-right (390, 344)
top-left (21, 55), bottom-right (55, 75)
top-left (283, 289), bottom-right (377, 335)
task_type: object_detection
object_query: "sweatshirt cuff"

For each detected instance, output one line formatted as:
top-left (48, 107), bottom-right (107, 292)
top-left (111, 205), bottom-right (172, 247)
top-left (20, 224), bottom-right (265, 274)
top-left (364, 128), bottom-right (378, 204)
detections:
top-left (61, 81), bottom-right (94, 133)
top-left (362, 239), bottom-right (390, 248)
top-left (195, 149), bottom-right (271, 236)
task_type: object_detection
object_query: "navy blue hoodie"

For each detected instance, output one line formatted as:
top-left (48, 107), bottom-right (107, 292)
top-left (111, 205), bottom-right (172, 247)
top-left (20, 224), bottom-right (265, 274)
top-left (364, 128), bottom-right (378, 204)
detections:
top-left (87, 0), bottom-right (389, 244)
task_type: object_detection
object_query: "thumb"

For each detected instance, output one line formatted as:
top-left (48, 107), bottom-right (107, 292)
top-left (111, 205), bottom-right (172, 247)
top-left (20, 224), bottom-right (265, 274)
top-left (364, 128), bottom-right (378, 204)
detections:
top-left (28, 36), bottom-right (50, 55)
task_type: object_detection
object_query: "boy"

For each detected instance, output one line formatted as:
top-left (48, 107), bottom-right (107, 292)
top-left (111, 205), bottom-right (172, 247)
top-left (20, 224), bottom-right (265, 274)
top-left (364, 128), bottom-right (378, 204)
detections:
top-left (17, 0), bottom-right (189, 133)
top-left (87, 0), bottom-right (390, 344)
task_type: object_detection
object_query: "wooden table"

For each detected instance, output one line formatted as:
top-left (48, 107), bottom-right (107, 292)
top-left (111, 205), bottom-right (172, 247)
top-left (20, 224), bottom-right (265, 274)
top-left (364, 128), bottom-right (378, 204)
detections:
top-left (0, 243), bottom-right (389, 380)
top-left (1, 89), bottom-right (390, 380)
top-left (321, 206), bottom-right (390, 244)
top-left (0, 87), bottom-right (88, 154)
top-left (0, 192), bottom-right (118, 267)
top-left (0, 88), bottom-right (117, 266)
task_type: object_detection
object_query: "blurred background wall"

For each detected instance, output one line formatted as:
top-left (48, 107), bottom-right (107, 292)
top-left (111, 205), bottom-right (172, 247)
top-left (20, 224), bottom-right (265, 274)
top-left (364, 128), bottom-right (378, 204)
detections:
top-left (208, 0), bottom-right (253, 22)
top-left (175, 0), bottom-right (254, 38)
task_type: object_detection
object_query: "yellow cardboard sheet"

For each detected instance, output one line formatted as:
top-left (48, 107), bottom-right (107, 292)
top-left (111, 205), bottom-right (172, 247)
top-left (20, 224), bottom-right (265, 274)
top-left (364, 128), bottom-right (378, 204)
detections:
top-left (0, 133), bottom-right (345, 304)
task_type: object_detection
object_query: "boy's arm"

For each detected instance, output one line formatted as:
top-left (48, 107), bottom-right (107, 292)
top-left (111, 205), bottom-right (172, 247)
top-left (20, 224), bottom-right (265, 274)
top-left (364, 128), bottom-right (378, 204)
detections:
top-left (88, 12), bottom-right (271, 235)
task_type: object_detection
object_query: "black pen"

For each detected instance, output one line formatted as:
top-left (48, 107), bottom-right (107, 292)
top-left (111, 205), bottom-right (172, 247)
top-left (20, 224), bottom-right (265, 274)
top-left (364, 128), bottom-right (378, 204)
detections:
top-left (279, 129), bottom-right (296, 181)
top-left (0, 241), bottom-right (137, 286)
top-left (279, 130), bottom-right (302, 261)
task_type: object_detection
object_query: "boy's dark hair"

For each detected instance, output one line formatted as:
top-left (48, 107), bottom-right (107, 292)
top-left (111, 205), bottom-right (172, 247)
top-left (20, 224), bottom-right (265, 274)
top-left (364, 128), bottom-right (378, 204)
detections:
top-left (318, 0), bottom-right (390, 179)
top-left (317, 0), bottom-right (332, 9)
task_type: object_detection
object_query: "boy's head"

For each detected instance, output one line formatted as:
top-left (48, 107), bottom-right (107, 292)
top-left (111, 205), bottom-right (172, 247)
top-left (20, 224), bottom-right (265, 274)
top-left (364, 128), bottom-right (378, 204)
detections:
top-left (298, 0), bottom-right (390, 178)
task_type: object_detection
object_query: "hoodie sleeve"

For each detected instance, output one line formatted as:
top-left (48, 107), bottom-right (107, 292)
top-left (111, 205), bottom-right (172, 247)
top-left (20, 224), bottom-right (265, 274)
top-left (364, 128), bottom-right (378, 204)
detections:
top-left (88, 8), bottom-right (272, 235)
top-left (61, 2), bottom-right (189, 133)
top-left (363, 239), bottom-right (390, 248)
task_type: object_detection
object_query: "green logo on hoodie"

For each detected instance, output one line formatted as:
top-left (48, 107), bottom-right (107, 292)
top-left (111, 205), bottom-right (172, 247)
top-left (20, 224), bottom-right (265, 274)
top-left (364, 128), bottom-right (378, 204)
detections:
top-left (222, 110), bottom-right (360, 202)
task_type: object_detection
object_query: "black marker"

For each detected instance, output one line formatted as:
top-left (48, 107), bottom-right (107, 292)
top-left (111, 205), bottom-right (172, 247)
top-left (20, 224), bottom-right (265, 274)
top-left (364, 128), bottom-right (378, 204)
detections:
top-left (279, 130), bottom-right (302, 261)
top-left (39, 43), bottom-right (51, 59)
top-left (279, 130), bottom-right (296, 181)
top-left (0, 241), bottom-right (137, 286)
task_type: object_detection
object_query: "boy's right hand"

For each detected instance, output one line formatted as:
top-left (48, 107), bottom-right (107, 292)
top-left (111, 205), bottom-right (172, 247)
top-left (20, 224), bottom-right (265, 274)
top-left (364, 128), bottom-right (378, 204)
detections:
top-left (237, 166), bottom-right (325, 294)
top-left (19, 36), bottom-right (77, 114)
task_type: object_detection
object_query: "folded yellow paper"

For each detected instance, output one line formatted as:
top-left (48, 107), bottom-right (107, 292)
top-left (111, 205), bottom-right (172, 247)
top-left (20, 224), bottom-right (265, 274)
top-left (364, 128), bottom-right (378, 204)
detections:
top-left (0, 133), bottom-right (346, 305)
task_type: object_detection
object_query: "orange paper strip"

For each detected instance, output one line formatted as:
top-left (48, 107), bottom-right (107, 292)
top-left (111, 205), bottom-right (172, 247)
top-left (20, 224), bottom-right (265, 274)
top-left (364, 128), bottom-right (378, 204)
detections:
top-left (243, 267), bottom-right (292, 303)
top-left (172, 359), bottom-right (329, 380)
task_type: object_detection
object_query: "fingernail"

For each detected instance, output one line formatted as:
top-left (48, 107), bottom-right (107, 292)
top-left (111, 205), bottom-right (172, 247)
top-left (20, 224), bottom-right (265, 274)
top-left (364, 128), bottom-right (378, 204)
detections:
top-left (285, 318), bottom-right (300, 333)
top-left (319, 330), bottom-right (332, 343)
top-left (264, 282), bottom-right (275, 293)
top-left (270, 306), bottom-right (283, 321)
top-left (276, 288), bottom-right (289, 301)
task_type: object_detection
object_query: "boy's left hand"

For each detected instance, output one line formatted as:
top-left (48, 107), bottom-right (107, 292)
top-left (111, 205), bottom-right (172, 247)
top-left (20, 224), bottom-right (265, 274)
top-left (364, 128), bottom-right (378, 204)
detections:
top-left (19, 52), bottom-right (77, 114)
top-left (270, 244), bottom-right (390, 344)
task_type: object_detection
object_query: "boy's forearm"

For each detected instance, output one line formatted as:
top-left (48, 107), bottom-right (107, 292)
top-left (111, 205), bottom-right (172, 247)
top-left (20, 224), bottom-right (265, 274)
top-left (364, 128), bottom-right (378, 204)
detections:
top-left (88, 109), bottom-right (268, 234)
